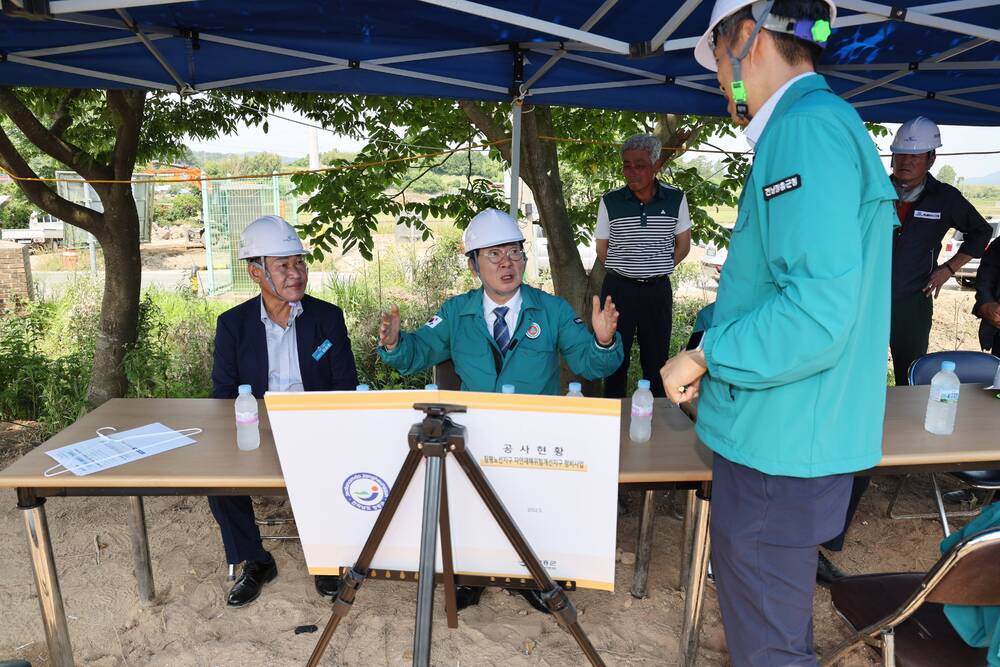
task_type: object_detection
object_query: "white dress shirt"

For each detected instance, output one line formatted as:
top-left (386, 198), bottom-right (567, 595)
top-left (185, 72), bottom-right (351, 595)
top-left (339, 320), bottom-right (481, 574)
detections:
top-left (744, 72), bottom-right (816, 149)
top-left (483, 289), bottom-right (522, 338)
top-left (260, 297), bottom-right (304, 392)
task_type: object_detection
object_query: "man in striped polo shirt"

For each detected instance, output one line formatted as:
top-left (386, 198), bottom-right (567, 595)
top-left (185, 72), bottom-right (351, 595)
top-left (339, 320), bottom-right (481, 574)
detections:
top-left (596, 134), bottom-right (692, 398)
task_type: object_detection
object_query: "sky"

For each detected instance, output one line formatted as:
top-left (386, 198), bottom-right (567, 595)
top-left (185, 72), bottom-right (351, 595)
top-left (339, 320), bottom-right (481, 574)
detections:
top-left (186, 110), bottom-right (1000, 181)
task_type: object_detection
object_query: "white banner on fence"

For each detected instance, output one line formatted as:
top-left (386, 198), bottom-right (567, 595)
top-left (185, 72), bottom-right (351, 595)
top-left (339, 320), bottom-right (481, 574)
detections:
top-left (265, 389), bottom-right (620, 591)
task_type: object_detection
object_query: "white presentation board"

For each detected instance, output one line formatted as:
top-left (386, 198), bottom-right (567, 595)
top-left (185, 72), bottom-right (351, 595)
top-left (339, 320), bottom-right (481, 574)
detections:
top-left (265, 389), bottom-right (621, 591)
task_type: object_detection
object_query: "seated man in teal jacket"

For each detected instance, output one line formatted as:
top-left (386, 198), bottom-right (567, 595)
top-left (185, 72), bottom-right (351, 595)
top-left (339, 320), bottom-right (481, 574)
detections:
top-left (378, 207), bottom-right (623, 611)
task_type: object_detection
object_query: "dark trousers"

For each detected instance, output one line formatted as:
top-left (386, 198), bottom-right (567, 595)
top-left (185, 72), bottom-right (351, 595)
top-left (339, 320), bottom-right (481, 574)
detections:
top-left (890, 291), bottom-right (933, 386)
top-left (821, 476), bottom-right (871, 552)
top-left (208, 496), bottom-right (267, 565)
top-left (600, 271), bottom-right (672, 398)
top-left (710, 454), bottom-right (853, 666)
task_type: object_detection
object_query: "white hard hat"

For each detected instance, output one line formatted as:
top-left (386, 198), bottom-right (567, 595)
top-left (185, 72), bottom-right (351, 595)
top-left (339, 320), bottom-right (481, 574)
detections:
top-left (890, 116), bottom-right (942, 154)
top-left (237, 215), bottom-right (305, 260)
top-left (462, 208), bottom-right (524, 255)
top-left (694, 0), bottom-right (837, 71)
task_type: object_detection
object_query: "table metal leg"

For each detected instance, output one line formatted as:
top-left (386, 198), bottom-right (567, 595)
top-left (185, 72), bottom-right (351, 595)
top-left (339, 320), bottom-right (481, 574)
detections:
top-left (127, 496), bottom-right (155, 602)
top-left (18, 493), bottom-right (74, 667)
top-left (630, 489), bottom-right (657, 599)
top-left (679, 489), bottom-right (696, 591)
top-left (680, 483), bottom-right (711, 667)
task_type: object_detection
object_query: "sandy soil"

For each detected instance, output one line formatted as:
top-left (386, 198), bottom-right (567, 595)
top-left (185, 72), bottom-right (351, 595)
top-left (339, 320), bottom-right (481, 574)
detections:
top-left (0, 474), bottom-right (970, 666)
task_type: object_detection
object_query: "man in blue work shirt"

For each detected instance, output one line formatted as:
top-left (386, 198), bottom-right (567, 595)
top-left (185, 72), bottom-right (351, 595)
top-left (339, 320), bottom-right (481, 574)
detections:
top-left (211, 216), bottom-right (358, 607)
top-left (378, 207), bottom-right (622, 611)
top-left (661, 0), bottom-right (897, 663)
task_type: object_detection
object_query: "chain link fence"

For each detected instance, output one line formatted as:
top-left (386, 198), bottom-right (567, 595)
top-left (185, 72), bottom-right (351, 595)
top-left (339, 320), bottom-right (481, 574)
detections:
top-left (201, 174), bottom-right (299, 295)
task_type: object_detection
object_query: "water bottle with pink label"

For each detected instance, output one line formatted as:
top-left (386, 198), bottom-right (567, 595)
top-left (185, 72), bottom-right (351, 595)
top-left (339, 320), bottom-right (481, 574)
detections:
top-left (629, 379), bottom-right (654, 443)
top-left (235, 384), bottom-right (260, 451)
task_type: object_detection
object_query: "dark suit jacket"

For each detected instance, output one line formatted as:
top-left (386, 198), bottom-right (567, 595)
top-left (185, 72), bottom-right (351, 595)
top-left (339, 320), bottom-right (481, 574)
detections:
top-left (974, 238), bottom-right (1000, 352)
top-left (212, 294), bottom-right (358, 399)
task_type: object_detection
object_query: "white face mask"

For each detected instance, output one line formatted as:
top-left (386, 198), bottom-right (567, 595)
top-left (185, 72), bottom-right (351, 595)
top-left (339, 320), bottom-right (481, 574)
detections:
top-left (44, 426), bottom-right (203, 477)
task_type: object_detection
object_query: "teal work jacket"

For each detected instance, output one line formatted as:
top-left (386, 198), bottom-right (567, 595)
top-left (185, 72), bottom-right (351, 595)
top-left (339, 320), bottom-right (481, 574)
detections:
top-left (378, 285), bottom-right (623, 395)
top-left (696, 75), bottom-right (898, 477)
top-left (940, 502), bottom-right (1000, 665)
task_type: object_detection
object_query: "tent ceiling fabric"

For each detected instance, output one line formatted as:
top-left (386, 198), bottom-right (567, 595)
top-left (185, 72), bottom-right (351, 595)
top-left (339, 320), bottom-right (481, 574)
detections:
top-left (1, 0), bottom-right (998, 125)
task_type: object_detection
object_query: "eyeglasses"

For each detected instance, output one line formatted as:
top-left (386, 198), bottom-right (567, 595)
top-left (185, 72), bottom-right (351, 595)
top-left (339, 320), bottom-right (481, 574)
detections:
top-left (267, 257), bottom-right (309, 275)
top-left (481, 247), bottom-right (527, 264)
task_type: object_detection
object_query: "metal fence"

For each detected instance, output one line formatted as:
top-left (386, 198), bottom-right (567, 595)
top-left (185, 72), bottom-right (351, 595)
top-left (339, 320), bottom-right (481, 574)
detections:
top-left (55, 170), bottom-right (153, 247)
top-left (201, 174), bottom-right (299, 295)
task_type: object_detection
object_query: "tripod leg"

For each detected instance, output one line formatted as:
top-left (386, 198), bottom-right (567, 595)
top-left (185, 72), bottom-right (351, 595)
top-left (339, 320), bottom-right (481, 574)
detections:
top-left (414, 456), bottom-right (444, 667)
top-left (438, 462), bottom-right (459, 629)
top-left (307, 447), bottom-right (425, 667)
top-left (452, 449), bottom-right (606, 667)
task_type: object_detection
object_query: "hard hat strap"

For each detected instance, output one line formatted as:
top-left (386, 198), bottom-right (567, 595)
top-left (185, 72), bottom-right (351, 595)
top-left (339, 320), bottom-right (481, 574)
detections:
top-left (727, 0), bottom-right (774, 121)
top-left (252, 257), bottom-right (290, 304)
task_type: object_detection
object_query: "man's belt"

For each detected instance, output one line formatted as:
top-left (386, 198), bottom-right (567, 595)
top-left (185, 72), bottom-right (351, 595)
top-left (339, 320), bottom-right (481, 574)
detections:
top-left (607, 270), bottom-right (670, 285)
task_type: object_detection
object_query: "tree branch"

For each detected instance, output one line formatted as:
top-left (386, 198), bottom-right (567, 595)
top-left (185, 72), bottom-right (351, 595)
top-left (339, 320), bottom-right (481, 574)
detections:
top-left (459, 100), bottom-right (512, 166)
top-left (109, 90), bottom-right (146, 181)
top-left (49, 89), bottom-right (82, 138)
top-left (0, 88), bottom-right (109, 182)
top-left (0, 124), bottom-right (103, 236)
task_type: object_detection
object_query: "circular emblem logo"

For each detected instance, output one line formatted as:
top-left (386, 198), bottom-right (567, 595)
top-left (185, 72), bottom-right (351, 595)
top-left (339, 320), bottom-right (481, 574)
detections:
top-left (526, 323), bottom-right (541, 339)
top-left (342, 472), bottom-right (390, 511)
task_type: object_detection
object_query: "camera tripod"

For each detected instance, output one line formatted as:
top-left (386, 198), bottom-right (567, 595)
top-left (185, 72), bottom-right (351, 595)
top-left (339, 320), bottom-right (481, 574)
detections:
top-left (307, 403), bottom-right (605, 667)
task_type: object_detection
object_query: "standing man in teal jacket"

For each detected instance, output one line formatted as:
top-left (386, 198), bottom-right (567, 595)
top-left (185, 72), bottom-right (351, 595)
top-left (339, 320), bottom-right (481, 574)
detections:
top-left (661, 0), bottom-right (897, 663)
top-left (378, 207), bottom-right (623, 612)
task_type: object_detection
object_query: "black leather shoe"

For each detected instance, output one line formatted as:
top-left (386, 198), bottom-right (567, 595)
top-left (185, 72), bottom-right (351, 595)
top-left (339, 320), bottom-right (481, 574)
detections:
top-left (941, 488), bottom-right (985, 505)
top-left (816, 552), bottom-right (846, 587)
top-left (513, 588), bottom-right (552, 615)
top-left (455, 585), bottom-right (484, 611)
top-left (227, 557), bottom-right (277, 607)
top-left (315, 575), bottom-right (341, 598)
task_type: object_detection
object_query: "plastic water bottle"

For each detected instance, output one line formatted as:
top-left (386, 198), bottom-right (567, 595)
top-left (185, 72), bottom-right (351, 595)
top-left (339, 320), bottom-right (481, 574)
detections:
top-left (567, 382), bottom-right (584, 397)
top-left (924, 361), bottom-right (960, 435)
top-left (629, 379), bottom-right (654, 443)
top-left (235, 384), bottom-right (260, 451)
top-left (501, 384), bottom-right (515, 394)
top-left (425, 383), bottom-right (438, 391)
top-left (356, 384), bottom-right (370, 391)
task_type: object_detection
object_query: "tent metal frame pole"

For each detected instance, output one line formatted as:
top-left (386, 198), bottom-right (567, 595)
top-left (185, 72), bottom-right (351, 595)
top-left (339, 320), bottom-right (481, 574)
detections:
top-left (827, 70), bottom-right (1000, 114)
top-left (509, 99), bottom-right (522, 219)
top-left (197, 33), bottom-right (349, 65)
top-left (416, 0), bottom-right (631, 54)
top-left (361, 63), bottom-right (509, 94)
top-left (836, 0), bottom-right (996, 28)
top-left (532, 79), bottom-right (664, 96)
top-left (646, 0), bottom-right (705, 51)
top-left (116, 8), bottom-right (188, 90)
top-left (15, 34), bottom-right (165, 58)
top-left (52, 10), bottom-right (181, 34)
top-left (837, 0), bottom-right (1000, 43)
top-left (198, 65), bottom-right (350, 91)
top-left (823, 61), bottom-right (1000, 71)
top-left (6, 54), bottom-right (176, 90)
top-left (840, 38), bottom-right (988, 99)
top-left (369, 45), bottom-right (508, 66)
top-left (522, 0), bottom-right (618, 92)
top-left (48, 0), bottom-right (192, 14)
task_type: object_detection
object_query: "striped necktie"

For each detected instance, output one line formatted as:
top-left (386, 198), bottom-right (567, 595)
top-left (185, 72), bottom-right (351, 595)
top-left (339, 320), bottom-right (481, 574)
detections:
top-left (492, 306), bottom-right (510, 353)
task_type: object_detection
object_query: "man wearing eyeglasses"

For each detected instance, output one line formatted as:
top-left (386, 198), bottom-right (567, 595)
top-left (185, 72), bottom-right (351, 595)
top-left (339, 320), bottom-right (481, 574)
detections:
top-left (378, 207), bottom-right (622, 613)
top-left (379, 208), bottom-right (622, 396)
top-left (210, 215), bottom-right (358, 608)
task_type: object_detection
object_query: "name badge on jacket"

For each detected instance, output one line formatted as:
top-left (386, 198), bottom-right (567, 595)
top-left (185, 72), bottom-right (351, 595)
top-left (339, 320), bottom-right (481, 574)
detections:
top-left (312, 339), bottom-right (332, 361)
top-left (913, 210), bottom-right (942, 220)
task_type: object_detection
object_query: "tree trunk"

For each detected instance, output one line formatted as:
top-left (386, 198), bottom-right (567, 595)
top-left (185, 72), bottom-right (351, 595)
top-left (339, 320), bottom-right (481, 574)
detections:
top-left (87, 186), bottom-right (142, 406)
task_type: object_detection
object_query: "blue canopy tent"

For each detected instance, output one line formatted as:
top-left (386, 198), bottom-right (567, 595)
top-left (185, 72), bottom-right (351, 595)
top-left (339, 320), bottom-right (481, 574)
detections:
top-left (1, 0), bottom-right (997, 124)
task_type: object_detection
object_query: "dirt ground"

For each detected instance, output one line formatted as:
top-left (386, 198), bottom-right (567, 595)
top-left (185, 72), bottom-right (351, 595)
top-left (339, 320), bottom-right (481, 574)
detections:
top-left (2, 259), bottom-right (988, 666)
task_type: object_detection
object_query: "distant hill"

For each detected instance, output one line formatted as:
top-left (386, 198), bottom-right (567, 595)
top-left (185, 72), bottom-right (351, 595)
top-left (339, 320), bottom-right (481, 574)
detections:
top-left (966, 170), bottom-right (1000, 185)
top-left (189, 149), bottom-right (301, 166)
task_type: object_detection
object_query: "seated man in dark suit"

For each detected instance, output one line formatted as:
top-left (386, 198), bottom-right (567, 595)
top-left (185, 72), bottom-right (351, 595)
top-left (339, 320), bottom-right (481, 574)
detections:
top-left (211, 215), bottom-right (358, 607)
top-left (974, 237), bottom-right (1000, 357)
